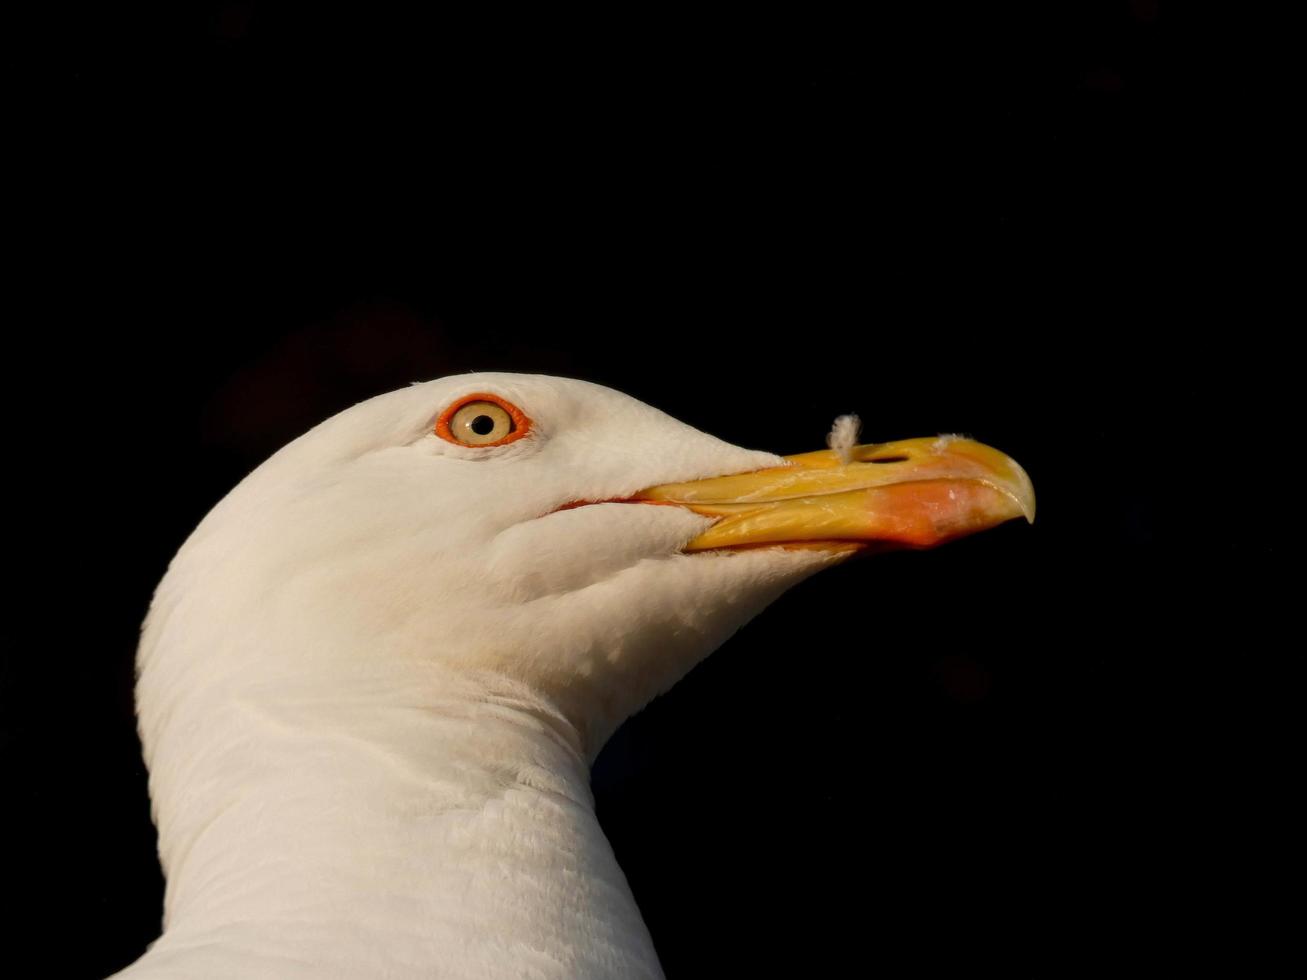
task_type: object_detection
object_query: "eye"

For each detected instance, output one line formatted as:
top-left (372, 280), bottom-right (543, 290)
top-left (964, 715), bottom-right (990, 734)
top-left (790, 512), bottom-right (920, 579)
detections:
top-left (435, 394), bottom-right (532, 448)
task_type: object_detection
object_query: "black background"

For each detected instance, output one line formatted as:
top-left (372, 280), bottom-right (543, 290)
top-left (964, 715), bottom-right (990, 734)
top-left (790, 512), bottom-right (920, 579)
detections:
top-left (7, 4), bottom-right (1276, 977)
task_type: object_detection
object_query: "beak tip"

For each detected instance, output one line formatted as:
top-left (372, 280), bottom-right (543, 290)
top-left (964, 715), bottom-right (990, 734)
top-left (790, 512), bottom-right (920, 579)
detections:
top-left (1002, 454), bottom-right (1036, 526)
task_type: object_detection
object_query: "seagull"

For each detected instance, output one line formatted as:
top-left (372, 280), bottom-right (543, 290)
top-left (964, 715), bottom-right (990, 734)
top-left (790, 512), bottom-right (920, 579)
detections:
top-left (112, 373), bottom-right (1034, 979)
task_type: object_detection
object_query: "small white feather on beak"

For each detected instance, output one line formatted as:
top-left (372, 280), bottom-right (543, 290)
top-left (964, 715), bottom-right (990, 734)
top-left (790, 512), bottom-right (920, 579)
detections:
top-left (826, 414), bottom-right (861, 464)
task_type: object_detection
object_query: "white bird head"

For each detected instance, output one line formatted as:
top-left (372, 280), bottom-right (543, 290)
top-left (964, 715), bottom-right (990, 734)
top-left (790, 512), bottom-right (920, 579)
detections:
top-left (139, 372), bottom-right (1034, 763)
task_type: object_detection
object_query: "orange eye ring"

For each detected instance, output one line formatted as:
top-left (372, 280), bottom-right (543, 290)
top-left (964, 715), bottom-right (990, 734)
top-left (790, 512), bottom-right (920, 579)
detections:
top-left (435, 392), bottom-right (533, 448)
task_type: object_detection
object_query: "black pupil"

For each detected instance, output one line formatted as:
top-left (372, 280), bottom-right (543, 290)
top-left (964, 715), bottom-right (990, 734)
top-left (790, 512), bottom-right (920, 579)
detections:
top-left (469, 414), bottom-right (496, 436)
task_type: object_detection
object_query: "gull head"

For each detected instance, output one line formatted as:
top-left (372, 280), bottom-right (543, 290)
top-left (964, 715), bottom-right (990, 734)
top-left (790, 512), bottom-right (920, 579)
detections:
top-left (138, 372), bottom-right (1033, 760)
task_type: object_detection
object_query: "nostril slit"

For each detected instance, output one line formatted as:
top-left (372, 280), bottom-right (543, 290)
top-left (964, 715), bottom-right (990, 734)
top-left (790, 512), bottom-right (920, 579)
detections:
top-left (864, 455), bottom-right (909, 464)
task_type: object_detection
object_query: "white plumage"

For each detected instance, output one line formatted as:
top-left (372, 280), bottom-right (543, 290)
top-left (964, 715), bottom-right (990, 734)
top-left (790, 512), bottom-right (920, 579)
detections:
top-left (115, 374), bottom-right (856, 980)
top-left (114, 372), bottom-right (1034, 979)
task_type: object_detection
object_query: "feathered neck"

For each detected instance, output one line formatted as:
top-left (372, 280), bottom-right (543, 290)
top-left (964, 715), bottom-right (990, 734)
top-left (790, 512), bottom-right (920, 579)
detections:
top-left (116, 662), bottom-right (664, 980)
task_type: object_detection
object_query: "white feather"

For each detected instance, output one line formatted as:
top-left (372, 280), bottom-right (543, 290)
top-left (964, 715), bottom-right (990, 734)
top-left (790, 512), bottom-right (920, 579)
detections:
top-left (827, 413), bottom-right (861, 464)
top-left (113, 374), bottom-right (847, 980)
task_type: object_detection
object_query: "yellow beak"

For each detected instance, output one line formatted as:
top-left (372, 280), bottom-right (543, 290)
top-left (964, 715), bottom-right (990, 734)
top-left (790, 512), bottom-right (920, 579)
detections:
top-left (635, 436), bottom-right (1035, 553)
